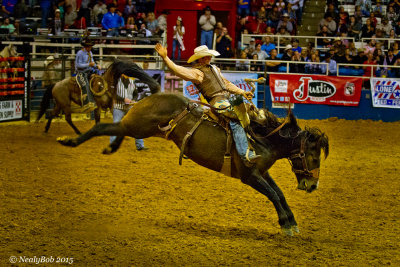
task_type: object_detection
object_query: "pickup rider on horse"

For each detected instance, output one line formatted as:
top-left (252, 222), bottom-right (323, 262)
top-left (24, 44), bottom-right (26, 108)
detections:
top-left (155, 43), bottom-right (260, 166)
top-left (75, 39), bottom-right (99, 110)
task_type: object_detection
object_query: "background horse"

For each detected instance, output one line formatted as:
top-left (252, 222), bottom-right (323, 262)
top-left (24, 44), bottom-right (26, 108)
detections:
top-left (57, 93), bottom-right (329, 236)
top-left (0, 44), bottom-right (19, 79)
top-left (37, 60), bottom-right (160, 134)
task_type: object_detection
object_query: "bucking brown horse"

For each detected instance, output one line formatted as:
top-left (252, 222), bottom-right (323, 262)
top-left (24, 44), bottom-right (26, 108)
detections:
top-left (36, 59), bottom-right (160, 134)
top-left (57, 93), bottom-right (329, 236)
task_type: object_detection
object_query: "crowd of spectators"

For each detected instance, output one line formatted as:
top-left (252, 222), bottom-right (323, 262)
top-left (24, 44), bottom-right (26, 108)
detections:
top-left (0, 0), bottom-right (158, 38)
top-left (2, 0), bottom-right (400, 77)
top-left (234, 0), bottom-right (400, 78)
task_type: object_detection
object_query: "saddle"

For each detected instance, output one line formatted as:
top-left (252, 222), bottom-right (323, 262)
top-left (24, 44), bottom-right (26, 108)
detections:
top-left (159, 100), bottom-right (267, 176)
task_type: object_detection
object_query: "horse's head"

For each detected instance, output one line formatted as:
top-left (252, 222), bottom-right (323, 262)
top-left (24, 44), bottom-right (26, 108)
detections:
top-left (283, 113), bottom-right (329, 193)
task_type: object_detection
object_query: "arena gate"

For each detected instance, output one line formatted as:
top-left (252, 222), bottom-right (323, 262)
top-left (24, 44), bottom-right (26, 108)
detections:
top-left (0, 43), bottom-right (31, 123)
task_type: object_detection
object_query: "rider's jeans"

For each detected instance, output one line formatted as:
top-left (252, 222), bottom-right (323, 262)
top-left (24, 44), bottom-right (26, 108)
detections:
top-left (78, 70), bottom-right (94, 105)
top-left (229, 120), bottom-right (251, 159)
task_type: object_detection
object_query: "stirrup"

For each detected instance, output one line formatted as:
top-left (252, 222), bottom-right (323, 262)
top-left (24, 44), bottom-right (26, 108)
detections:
top-left (245, 148), bottom-right (261, 165)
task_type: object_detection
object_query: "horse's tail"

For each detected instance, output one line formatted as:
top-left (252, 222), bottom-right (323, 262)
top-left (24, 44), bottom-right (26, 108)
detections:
top-left (107, 59), bottom-right (161, 94)
top-left (36, 84), bottom-right (54, 122)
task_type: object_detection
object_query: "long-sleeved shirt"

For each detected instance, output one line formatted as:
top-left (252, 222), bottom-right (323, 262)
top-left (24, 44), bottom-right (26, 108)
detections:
top-left (115, 78), bottom-right (136, 110)
top-left (75, 49), bottom-right (96, 72)
top-left (320, 59), bottom-right (337, 75)
top-left (198, 14), bottom-right (216, 31)
top-left (101, 12), bottom-right (124, 30)
top-left (162, 56), bottom-right (244, 95)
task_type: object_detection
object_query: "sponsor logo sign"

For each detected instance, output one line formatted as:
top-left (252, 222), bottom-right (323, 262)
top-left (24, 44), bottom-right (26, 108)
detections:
top-left (269, 74), bottom-right (363, 106)
top-left (0, 100), bottom-right (23, 121)
top-left (370, 78), bottom-right (400, 108)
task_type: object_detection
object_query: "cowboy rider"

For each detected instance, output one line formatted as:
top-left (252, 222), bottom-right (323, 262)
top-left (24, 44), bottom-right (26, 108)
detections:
top-left (75, 39), bottom-right (100, 110)
top-left (155, 43), bottom-right (261, 166)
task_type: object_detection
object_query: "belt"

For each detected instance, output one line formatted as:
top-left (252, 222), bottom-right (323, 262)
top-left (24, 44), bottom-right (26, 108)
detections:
top-left (202, 29), bottom-right (213, 32)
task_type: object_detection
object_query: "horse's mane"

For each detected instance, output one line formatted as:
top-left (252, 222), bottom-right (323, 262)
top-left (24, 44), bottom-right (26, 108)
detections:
top-left (304, 126), bottom-right (330, 159)
top-left (249, 108), bottom-right (285, 136)
top-left (104, 59), bottom-right (161, 94)
top-left (249, 110), bottom-right (329, 159)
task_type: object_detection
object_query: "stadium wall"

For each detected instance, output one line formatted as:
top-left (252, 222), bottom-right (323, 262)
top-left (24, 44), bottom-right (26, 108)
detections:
top-left (260, 87), bottom-right (400, 122)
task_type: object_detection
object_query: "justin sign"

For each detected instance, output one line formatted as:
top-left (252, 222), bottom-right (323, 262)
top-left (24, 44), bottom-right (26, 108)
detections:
top-left (269, 74), bottom-right (363, 106)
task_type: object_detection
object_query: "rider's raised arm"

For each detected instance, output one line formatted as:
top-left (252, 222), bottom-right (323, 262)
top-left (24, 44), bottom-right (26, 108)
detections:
top-left (163, 56), bottom-right (203, 84)
top-left (156, 43), bottom-right (203, 84)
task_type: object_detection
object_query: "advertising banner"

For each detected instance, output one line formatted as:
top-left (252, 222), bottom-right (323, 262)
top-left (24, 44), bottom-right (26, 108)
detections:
top-left (183, 72), bottom-right (258, 106)
top-left (269, 74), bottom-right (363, 106)
top-left (0, 100), bottom-right (23, 121)
top-left (370, 78), bottom-right (400, 109)
top-left (0, 55), bottom-right (27, 122)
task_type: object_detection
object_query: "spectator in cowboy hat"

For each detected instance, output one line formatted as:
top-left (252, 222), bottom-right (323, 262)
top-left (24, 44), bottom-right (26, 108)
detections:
top-left (42, 53), bottom-right (62, 91)
top-left (281, 44), bottom-right (293, 61)
top-left (277, 13), bottom-right (293, 34)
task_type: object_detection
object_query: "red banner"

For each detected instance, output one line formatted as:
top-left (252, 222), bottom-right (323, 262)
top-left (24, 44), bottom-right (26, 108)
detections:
top-left (269, 74), bottom-right (363, 106)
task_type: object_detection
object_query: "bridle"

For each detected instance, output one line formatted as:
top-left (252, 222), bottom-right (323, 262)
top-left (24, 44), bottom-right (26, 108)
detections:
top-left (288, 134), bottom-right (320, 179)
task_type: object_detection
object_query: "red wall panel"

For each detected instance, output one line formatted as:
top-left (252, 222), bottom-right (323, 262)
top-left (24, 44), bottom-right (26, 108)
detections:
top-left (155, 0), bottom-right (237, 60)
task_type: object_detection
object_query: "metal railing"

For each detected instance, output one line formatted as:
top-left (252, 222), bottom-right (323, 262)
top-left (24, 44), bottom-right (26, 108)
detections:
top-left (241, 34), bottom-right (355, 51)
top-left (209, 57), bottom-right (400, 79)
top-left (361, 37), bottom-right (400, 50)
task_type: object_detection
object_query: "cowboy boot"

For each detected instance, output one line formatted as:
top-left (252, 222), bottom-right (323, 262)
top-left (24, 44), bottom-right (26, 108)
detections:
top-left (229, 121), bottom-right (261, 166)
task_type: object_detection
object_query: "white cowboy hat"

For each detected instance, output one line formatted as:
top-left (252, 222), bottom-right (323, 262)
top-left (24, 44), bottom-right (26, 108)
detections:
top-left (44, 53), bottom-right (60, 66)
top-left (44, 56), bottom-right (54, 67)
top-left (187, 45), bottom-right (220, 63)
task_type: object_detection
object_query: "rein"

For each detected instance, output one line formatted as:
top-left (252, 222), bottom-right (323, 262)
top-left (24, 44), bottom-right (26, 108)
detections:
top-left (288, 134), bottom-right (320, 179)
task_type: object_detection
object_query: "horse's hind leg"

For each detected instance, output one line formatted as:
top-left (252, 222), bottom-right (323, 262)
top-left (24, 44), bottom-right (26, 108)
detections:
top-left (57, 122), bottom-right (126, 148)
top-left (64, 108), bottom-right (81, 135)
top-left (102, 136), bottom-right (124, 154)
top-left (45, 105), bottom-right (61, 133)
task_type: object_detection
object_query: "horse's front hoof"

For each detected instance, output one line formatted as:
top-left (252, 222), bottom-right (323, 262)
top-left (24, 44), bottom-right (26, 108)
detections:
top-left (57, 136), bottom-right (78, 147)
top-left (292, 225), bottom-right (300, 234)
top-left (281, 226), bottom-right (294, 236)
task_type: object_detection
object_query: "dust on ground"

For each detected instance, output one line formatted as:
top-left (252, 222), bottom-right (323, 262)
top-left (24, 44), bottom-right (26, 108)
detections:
top-left (0, 118), bottom-right (399, 266)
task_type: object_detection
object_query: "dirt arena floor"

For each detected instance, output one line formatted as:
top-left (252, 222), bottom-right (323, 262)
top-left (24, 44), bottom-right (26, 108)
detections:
top-left (0, 117), bottom-right (399, 266)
